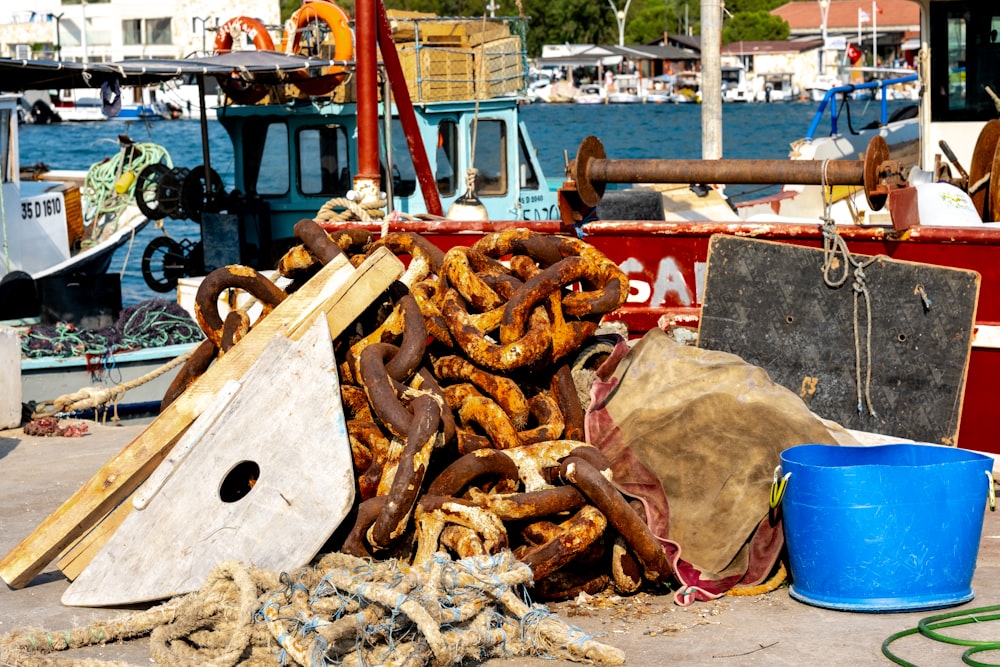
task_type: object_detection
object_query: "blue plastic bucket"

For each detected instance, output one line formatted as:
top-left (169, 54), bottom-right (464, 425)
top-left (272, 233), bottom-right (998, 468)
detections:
top-left (779, 443), bottom-right (994, 612)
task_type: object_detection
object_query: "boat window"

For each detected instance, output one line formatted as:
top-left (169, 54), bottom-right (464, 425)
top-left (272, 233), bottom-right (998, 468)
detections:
top-left (473, 119), bottom-right (506, 196)
top-left (298, 125), bottom-right (350, 196)
top-left (244, 121), bottom-right (289, 197)
top-left (517, 128), bottom-right (539, 190)
top-left (930, 2), bottom-right (1000, 122)
top-left (381, 118), bottom-right (417, 198)
top-left (436, 120), bottom-right (458, 196)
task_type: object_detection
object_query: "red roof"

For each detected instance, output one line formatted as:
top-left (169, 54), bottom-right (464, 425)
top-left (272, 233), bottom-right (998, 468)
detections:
top-left (772, 0), bottom-right (919, 31)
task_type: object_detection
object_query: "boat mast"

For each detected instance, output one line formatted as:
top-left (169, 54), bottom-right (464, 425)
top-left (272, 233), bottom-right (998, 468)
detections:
top-left (701, 0), bottom-right (722, 159)
top-left (354, 0), bottom-right (381, 206)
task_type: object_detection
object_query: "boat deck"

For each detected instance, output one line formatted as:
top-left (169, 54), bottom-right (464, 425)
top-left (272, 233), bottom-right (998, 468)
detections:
top-left (2, 420), bottom-right (1000, 666)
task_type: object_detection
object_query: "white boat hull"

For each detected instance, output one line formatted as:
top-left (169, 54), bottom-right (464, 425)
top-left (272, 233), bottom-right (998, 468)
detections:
top-left (21, 342), bottom-right (198, 412)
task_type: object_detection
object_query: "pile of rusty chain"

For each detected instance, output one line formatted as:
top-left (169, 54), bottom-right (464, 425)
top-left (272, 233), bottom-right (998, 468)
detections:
top-left (171, 220), bottom-right (676, 601)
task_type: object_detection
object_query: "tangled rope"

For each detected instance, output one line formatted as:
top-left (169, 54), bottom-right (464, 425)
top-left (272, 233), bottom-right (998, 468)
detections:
top-left (81, 141), bottom-right (172, 245)
top-left (0, 554), bottom-right (623, 667)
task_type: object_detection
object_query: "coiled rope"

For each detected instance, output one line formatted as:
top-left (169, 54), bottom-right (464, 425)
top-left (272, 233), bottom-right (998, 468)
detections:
top-left (0, 553), bottom-right (624, 667)
top-left (81, 141), bottom-right (172, 246)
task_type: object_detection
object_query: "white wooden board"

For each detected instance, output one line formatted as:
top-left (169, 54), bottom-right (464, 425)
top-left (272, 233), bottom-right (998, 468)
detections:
top-left (63, 316), bottom-right (354, 606)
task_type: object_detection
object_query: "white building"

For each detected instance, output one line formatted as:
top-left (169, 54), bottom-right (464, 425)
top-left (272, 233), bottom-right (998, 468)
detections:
top-left (0, 1), bottom-right (280, 63)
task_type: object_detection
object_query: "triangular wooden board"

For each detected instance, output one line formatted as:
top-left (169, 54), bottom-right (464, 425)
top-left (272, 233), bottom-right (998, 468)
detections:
top-left (63, 316), bottom-right (353, 606)
top-left (0, 248), bottom-right (401, 589)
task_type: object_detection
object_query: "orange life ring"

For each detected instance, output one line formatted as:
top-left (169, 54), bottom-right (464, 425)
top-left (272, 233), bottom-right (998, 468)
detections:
top-left (214, 16), bottom-right (275, 53)
top-left (281, 0), bottom-right (354, 96)
top-left (214, 16), bottom-right (276, 105)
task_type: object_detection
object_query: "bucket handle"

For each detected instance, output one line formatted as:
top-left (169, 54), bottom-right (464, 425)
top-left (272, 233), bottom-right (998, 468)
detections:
top-left (770, 465), bottom-right (791, 509)
top-left (987, 470), bottom-right (996, 512)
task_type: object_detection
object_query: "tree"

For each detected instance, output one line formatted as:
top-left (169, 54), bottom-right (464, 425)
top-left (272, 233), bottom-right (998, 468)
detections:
top-left (721, 11), bottom-right (789, 43)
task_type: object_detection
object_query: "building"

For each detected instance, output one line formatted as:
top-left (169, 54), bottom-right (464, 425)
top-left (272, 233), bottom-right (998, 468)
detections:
top-left (772, 0), bottom-right (920, 72)
top-left (0, 1), bottom-right (280, 63)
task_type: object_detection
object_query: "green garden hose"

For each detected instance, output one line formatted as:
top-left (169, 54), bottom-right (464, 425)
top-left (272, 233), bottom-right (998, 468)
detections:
top-left (882, 605), bottom-right (1000, 666)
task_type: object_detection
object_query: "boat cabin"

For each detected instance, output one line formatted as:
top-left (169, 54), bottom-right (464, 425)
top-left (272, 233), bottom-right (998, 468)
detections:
top-left (213, 94), bottom-right (558, 269)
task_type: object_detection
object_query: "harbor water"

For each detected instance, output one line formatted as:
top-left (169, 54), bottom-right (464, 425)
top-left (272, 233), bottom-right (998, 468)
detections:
top-left (17, 99), bottom-right (914, 305)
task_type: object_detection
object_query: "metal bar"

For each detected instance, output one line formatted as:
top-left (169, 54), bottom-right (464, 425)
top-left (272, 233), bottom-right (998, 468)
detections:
top-left (585, 157), bottom-right (865, 187)
top-left (355, 0), bottom-right (379, 182)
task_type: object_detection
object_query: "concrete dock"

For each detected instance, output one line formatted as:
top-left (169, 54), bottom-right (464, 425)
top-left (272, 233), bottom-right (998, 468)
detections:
top-left (2, 418), bottom-right (1000, 666)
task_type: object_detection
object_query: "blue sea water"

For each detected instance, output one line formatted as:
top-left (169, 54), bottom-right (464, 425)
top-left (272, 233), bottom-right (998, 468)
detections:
top-left (17, 98), bottom-right (912, 305)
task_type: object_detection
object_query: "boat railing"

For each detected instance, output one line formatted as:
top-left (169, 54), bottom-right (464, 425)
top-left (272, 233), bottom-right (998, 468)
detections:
top-left (803, 73), bottom-right (918, 141)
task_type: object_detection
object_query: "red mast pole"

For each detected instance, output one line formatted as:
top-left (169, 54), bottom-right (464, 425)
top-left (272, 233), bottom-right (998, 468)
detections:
top-left (376, 0), bottom-right (442, 216)
top-left (353, 0), bottom-right (381, 200)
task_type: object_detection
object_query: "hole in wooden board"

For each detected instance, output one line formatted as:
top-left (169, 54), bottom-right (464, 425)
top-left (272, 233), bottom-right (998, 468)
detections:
top-left (219, 460), bottom-right (260, 503)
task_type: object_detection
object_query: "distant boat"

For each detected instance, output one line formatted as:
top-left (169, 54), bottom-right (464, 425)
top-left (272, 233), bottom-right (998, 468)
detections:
top-left (755, 72), bottom-right (799, 103)
top-left (805, 73), bottom-right (843, 102)
top-left (574, 83), bottom-right (605, 104)
top-left (670, 71), bottom-right (701, 103)
top-left (45, 87), bottom-right (179, 122)
top-left (607, 74), bottom-right (643, 104)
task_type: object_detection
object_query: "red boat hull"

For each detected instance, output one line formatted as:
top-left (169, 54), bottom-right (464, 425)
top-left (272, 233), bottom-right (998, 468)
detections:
top-left (322, 219), bottom-right (1000, 455)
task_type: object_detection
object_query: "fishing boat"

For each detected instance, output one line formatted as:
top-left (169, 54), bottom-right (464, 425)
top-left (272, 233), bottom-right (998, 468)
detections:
top-left (0, 89), bottom-right (203, 415)
top-left (4, 0), bottom-right (998, 457)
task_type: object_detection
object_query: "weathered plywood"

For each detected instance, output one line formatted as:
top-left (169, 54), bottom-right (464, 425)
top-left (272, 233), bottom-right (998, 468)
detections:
top-left (697, 235), bottom-right (979, 445)
top-left (63, 316), bottom-right (353, 606)
top-left (0, 249), bottom-right (402, 589)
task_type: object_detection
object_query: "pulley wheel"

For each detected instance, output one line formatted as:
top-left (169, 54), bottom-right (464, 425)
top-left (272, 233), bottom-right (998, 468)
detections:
top-left (968, 118), bottom-right (1000, 219)
top-left (156, 167), bottom-right (190, 220)
top-left (181, 165), bottom-right (226, 223)
top-left (571, 135), bottom-right (607, 208)
top-left (141, 236), bottom-right (188, 292)
top-left (863, 135), bottom-right (890, 212)
top-left (134, 163), bottom-right (172, 221)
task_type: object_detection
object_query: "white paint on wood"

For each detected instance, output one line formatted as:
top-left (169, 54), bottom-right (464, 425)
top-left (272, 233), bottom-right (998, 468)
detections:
top-left (62, 316), bottom-right (354, 606)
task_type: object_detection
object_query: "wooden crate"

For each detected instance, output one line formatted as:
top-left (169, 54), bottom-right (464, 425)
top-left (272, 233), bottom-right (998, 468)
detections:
top-left (388, 13), bottom-right (512, 48)
top-left (474, 35), bottom-right (525, 98)
top-left (397, 44), bottom-right (474, 102)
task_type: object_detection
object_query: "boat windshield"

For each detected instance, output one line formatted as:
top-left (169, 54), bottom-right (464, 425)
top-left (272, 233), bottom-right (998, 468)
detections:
top-left (298, 124), bottom-right (351, 196)
top-left (930, 2), bottom-right (1000, 122)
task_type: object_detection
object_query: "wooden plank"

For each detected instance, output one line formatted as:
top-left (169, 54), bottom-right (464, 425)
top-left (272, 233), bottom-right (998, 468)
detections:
top-left (56, 501), bottom-right (129, 581)
top-left (63, 316), bottom-right (354, 606)
top-left (0, 249), bottom-right (402, 589)
top-left (697, 235), bottom-right (979, 445)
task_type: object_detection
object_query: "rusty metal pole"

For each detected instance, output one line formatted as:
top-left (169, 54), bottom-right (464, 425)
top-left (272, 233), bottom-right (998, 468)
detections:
top-left (569, 135), bottom-right (894, 212)
top-left (586, 157), bottom-right (865, 188)
top-left (376, 0), bottom-right (443, 216)
top-left (354, 0), bottom-right (381, 204)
